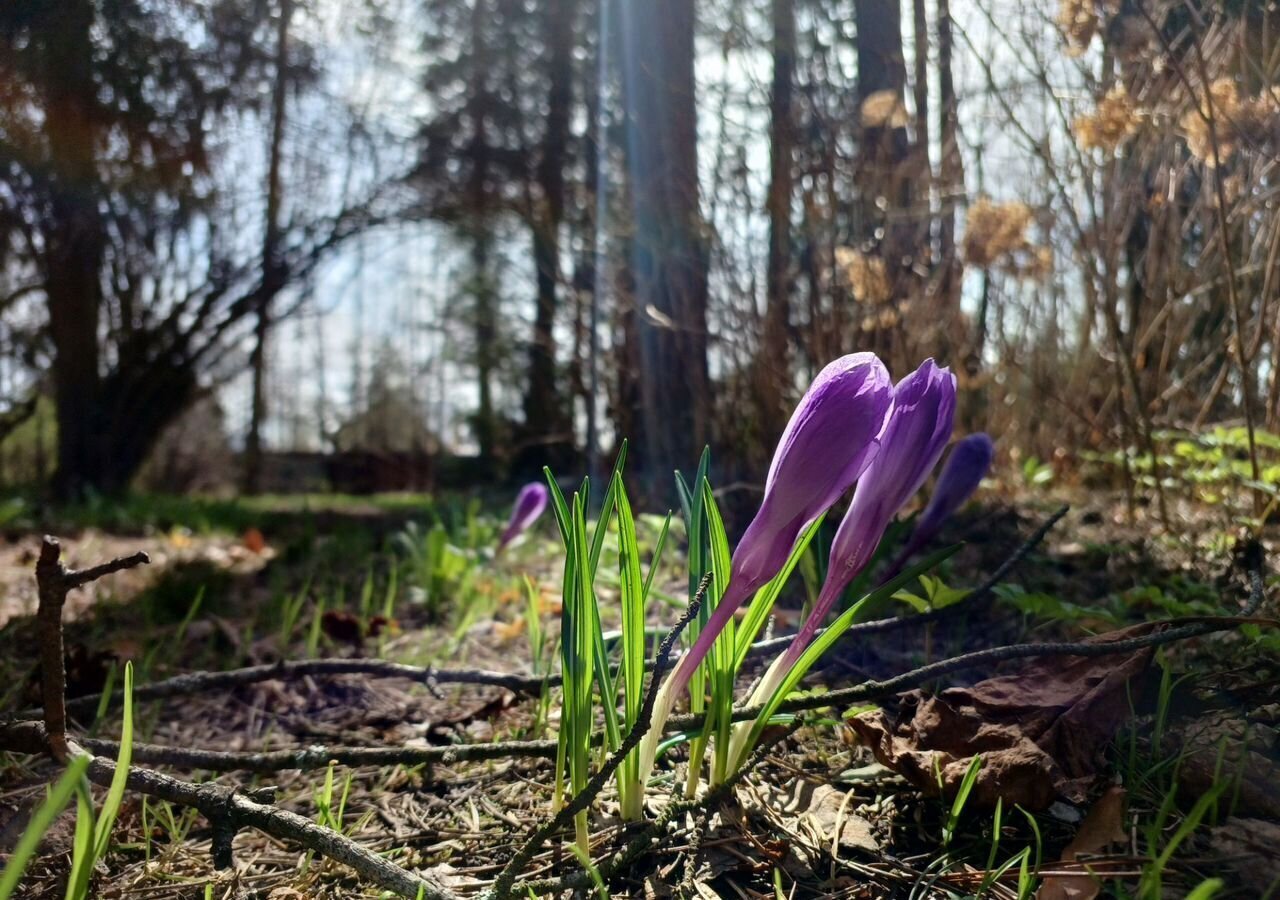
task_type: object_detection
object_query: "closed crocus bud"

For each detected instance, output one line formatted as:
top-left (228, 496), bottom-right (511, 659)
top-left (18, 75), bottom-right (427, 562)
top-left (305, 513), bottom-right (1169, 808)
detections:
top-left (497, 483), bottom-right (550, 551)
top-left (726, 360), bottom-right (957, 773)
top-left (771, 362), bottom-right (955, 659)
top-left (637, 352), bottom-right (893, 786)
top-left (888, 432), bottom-right (994, 572)
top-left (673, 352), bottom-right (893, 696)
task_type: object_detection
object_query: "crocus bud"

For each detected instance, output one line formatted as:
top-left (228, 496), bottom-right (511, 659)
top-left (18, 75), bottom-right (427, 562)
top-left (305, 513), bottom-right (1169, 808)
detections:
top-left (673, 352), bottom-right (893, 696)
top-left (803, 359), bottom-right (955, 634)
top-left (637, 353), bottom-right (893, 787)
top-left (726, 360), bottom-right (957, 773)
top-left (497, 483), bottom-right (550, 551)
top-left (887, 432), bottom-right (993, 573)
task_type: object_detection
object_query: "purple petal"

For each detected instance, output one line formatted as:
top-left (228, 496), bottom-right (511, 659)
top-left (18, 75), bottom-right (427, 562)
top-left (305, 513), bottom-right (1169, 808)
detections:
top-left (735, 352), bottom-right (893, 592)
top-left (498, 482), bottom-right (550, 550)
top-left (914, 432), bottom-right (994, 542)
top-left (670, 353), bottom-right (893, 695)
top-left (789, 359), bottom-right (957, 650)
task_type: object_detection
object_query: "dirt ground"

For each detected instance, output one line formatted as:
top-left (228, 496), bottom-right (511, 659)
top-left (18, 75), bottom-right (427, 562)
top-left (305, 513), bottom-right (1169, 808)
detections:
top-left (1, 490), bottom-right (1277, 898)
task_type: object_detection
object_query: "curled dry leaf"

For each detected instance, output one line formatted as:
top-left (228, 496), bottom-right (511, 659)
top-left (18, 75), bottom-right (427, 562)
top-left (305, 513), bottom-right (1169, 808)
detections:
top-left (1037, 786), bottom-right (1127, 900)
top-left (846, 623), bottom-right (1158, 809)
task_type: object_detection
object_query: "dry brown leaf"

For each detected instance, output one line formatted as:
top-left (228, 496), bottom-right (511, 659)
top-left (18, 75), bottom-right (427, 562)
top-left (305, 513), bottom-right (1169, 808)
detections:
top-left (1037, 786), bottom-right (1127, 900)
top-left (1210, 817), bottom-right (1280, 894)
top-left (242, 527), bottom-right (267, 554)
top-left (846, 623), bottom-right (1157, 809)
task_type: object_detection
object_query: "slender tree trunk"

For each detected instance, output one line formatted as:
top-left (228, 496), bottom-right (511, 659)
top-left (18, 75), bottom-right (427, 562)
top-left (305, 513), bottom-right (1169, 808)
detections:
top-left (911, 0), bottom-right (932, 255)
top-left (45, 0), bottom-right (106, 499)
top-left (621, 0), bottom-right (709, 491)
top-left (853, 0), bottom-right (912, 367)
top-left (523, 0), bottom-right (574, 464)
top-left (243, 0), bottom-right (292, 494)
top-left (757, 0), bottom-right (796, 441)
top-left (937, 0), bottom-right (961, 313)
top-left (468, 0), bottom-right (497, 469)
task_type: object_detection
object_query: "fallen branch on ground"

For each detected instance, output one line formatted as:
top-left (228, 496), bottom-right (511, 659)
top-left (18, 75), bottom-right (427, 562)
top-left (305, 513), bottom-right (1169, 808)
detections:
top-left (8, 536), bottom-right (455, 900)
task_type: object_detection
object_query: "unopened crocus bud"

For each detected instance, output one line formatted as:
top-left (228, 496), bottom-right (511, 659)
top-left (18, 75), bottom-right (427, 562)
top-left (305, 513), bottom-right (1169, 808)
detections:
top-left (887, 432), bottom-right (994, 574)
top-left (673, 352), bottom-right (893, 695)
top-left (497, 483), bottom-right (550, 551)
top-left (727, 360), bottom-right (957, 772)
top-left (637, 352), bottom-right (894, 787)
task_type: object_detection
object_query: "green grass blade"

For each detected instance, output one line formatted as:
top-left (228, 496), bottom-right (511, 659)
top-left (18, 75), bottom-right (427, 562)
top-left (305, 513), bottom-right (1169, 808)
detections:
top-left (0, 756), bottom-right (90, 900)
top-left (92, 661), bottom-right (134, 862)
top-left (738, 545), bottom-right (962, 761)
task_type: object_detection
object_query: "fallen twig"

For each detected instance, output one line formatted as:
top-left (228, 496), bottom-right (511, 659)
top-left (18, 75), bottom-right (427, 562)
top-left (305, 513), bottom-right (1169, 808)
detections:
top-left (61, 545), bottom-right (1268, 776)
top-left (80, 734), bottom-right (558, 772)
top-left (9, 538), bottom-right (455, 900)
top-left (35, 536), bottom-right (150, 760)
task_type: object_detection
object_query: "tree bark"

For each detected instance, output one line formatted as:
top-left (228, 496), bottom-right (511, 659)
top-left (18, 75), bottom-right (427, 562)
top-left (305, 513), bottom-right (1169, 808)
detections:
top-left (44, 0), bottom-right (106, 500)
top-left (469, 0), bottom-right (497, 469)
top-left (937, 0), bottom-right (962, 313)
top-left (243, 0), bottom-right (293, 494)
top-left (621, 0), bottom-right (709, 492)
top-left (853, 0), bottom-right (912, 366)
top-left (522, 0), bottom-right (574, 466)
top-left (757, 0), bottom-right (796, 441)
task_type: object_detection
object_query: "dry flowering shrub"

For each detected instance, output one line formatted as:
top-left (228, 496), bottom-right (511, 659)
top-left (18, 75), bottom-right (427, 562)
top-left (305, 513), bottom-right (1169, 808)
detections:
top-left (962, 197), bottom-right (1053, 279)
top-left (1074, 86), bottom-right (1142, 151)
top-left (860, 89), bottom-right (910, 129)
top-left (1180, 79), bottom-right (1280, 165)
top-left (1058, 0), bottom-right (1101, 56)
top-left (835, 246), bottom-right (892, 304)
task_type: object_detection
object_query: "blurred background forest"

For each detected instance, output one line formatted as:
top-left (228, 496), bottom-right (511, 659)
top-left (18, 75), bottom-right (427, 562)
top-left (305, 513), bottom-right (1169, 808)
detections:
top-left (2, 0), bottom-right (1279, 510)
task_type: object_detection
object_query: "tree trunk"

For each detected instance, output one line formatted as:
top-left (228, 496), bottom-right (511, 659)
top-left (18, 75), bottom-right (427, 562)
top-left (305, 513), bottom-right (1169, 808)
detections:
top-left (757, 0), bottom-right (796, 442)
top-left (621, 0), bottom-right (709, 491)
top-left (45, 0), bottom-right (106, 500)
top-left (521, 0), bottom-right (574, 470)
top-left (911, 0), bottom-right (932, 247)
top-left (469, 0), bottom-right (498, 469)
top-left (937, 0), bottom-right (962, 313)
top-left (243, 0), bottom-right (293, 494)
top-left (854, 0), bottom-right (916, 370)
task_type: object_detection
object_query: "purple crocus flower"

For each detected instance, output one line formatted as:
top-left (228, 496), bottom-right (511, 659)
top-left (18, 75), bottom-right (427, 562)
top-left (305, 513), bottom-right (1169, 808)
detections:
top-left (497, 482), bottom-right (550, 551)
top-left (726, 359), bottom-right (956, 771)
top-left (885, 432), bottom-right (994, 575)
top-left (672, 352), bottom-right (893, 696)
top-left (637, 352), bottom-right (894, 782)
top-left (769, 362), bottom-right (956, 660)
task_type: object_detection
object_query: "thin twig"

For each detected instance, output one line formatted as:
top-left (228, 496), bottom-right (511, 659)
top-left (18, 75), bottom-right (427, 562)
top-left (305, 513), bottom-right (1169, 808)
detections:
top-left (485, 575), bottom-right (709, 900)
top-left (35, 536), bottom-right (150, 760)
top-left (64, 734), bottom-right (455, 899)
top-left (79, 735), bottom-right (558, 772)
top-left (50, 658), bottom-right (546, 720)
top-left (62, 537), bottom-right (1265, 777)
top-left (745, 504), bottom-right (1069, 659)
top-left (16, 537), bottom-right (452, 900)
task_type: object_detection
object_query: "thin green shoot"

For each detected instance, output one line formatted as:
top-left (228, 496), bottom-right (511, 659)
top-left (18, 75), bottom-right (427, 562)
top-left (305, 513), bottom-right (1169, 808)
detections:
top-left (0, 756), bottom-right (91, 900)
top-left (568, 843), bottom-right (609, 900)
top-left (943, 754), bottom-right (984, 847)
top-left (65, 661), bottom-right (135, 900)
top-left (726, 545), bottom-right (960, 775)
